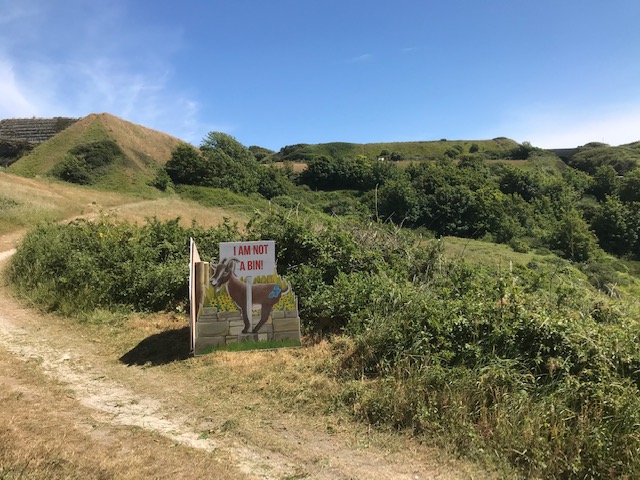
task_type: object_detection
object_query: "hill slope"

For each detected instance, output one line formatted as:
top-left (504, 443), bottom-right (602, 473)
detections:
top-left (8, 113), bottom-right (184, 194)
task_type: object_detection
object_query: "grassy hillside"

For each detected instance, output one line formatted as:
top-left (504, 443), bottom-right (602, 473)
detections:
top-left (0, 172), bottom-right (247, 238)
top-left (564, 141), bottom-right (640, 174)
top-left (274, 137), bottom-right (519, 163)
top-left (7, 113), bottom-right (184, 195)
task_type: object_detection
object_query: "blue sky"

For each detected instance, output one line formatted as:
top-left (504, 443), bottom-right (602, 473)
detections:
top-left (1, 0), bottom-right (639, 150)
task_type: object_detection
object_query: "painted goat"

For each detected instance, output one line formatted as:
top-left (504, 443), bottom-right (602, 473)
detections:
top-left (210, 258), bottom-right (290, 334)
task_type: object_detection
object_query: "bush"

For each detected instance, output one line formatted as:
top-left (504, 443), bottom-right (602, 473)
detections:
top-left (10, 209), bottom-right (640, 478)
top-left (8, 217), bottom-right (240, 316)
top-left (51, 140), bottom-right (124, 185)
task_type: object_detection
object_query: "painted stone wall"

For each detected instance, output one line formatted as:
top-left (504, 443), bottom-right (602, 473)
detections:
top-left (195, 306), bottom-right (301, 355)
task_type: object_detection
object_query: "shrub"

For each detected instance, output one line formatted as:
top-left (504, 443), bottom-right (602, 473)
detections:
top-left (334, 259), bottom-right (640, 478)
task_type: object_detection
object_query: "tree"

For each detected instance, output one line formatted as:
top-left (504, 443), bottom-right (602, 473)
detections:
top-left (299, 156), bottom-right (338, 190)
top-left (589, 165), bottom-right (618, 201)
top-left (201, 132), bottom-right (254, 162)
top-left (257, 166), bottom-right (293, 199)
top-left (548, 209), bottom-right (599, 262)
top-left (375, 179), bottom-right (421, 225)
top-left (164, 143), bottom-right (210, 185)
top-left (591, 196), bottom-right (637, 256)
top-left (498, 166), bottom-right (541, 202)
top-left (421, 185), bottom-right (479, 237)
top-left (510, 141), bottom-right (537, 160)
top-left (619, 168), bottom-right (640, 203)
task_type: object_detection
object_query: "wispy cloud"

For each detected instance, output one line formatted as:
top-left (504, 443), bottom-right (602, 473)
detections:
top-left (0, 58), bottom-right (39, 117)
top-left (346, 53), bottom-right (373, 64)
top-left (0, 0), bottom-right (206, 143)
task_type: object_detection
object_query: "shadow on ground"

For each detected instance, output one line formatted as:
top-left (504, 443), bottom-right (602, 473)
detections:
top-left (119, 327), bottom-right (190, 366)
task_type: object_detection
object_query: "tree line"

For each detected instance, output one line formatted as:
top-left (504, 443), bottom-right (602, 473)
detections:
top-left (161, 132), bottom-right (640, 264)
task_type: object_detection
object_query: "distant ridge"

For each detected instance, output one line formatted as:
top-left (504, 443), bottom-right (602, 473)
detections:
top-left (0, 117), bottom-right (78, 143)
top-left (273, 137), bottom-right (520, 163)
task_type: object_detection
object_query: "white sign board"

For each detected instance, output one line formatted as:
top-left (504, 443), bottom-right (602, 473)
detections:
top-left (219, 241), bottom-right (276, 278)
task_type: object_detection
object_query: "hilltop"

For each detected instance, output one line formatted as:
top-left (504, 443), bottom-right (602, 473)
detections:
top-left (7, 113), bottom-right (183, 195)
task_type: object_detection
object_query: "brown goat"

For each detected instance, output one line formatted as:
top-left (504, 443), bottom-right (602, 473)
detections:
top-left (210, 258), bottom-right (290, 333)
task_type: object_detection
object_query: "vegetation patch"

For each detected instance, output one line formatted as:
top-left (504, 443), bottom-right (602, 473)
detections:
top-left (7, 124), bottom-right (640, 478)
top-left (0, 139), bottom-right (33, 167)
top-left (7, 217), bottom-right (240, 316)
top-left (51, 140), bottom-right (125, 185)
top-left (0, 195), bottom-right (19, 211)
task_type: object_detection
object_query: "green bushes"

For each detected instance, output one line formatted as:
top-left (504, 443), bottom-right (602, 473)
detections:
top-left (164, 134), bottom-right (293, 199)
top-left (7, 217), bottom-right (239, 316)
top-left (332, 258), bottom-right (640, 478)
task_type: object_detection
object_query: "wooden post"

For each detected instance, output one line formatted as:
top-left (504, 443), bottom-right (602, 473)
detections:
top-left (194, 261), bottom-right (209, 316)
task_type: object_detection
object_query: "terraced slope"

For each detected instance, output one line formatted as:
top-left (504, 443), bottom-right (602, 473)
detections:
top-left (0, 117), bottom-right (78, 144)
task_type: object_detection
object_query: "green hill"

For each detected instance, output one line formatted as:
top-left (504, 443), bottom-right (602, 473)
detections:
top-left (273, 137), bottom-right (519, 163)
top-left (8, 113), bottom-right (184, 195)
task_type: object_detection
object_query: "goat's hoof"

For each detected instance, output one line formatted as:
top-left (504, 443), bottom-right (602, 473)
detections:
top-left (241, 329), bottom-right (248, 334)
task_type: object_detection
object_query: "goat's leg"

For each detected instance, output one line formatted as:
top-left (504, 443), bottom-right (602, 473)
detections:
top-left (240, 308), bottom-right (251, 333)
top-left (252, 307), bottom-right (271, 333)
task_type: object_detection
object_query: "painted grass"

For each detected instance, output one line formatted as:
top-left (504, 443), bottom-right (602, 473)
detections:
top-left (199, 338), bottom-right (302, 355)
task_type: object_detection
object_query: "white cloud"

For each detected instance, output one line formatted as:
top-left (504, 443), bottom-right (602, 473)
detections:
top-left (0, 58), bottom-right (39, 117)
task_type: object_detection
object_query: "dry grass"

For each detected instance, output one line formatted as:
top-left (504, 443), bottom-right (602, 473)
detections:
top-left (0, 172), bottom-right (138, 235)
top-left (0, 172), bottom-right (247, 239)
top-left (0, 347), bottom-right (247, 480)
top-left (93, 112), bottom-right (184, 169)
top-left (0, 274), bottom-right (494, 478)
top-left (78, 313), bottom-right (497, 479)
top-left (273, 161), bottom-right (308, 172)
top-left (92, 197), bottom-right (248, 229)
top-left (0, 171), bottom-right (498, 478)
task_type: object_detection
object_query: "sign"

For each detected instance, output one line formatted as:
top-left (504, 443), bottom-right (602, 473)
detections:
top-left (218, 241), bottom-right (275, 278)
top-left (189, 238), bottom-right (301, 355)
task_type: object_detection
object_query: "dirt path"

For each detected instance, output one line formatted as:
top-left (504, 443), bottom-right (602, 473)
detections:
top-left (0, 242), bottom-right (490, 479)
top-left (0, 302), bottom-right (293, 479)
